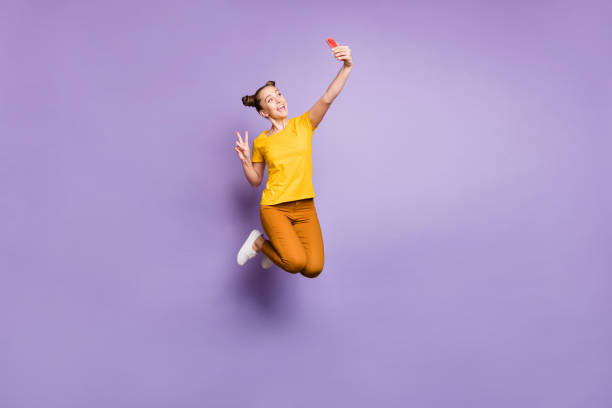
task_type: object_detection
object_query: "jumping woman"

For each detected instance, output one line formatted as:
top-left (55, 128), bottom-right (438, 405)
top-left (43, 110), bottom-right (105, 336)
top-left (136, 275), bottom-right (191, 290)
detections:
top-left (234, 41), bottom-right (353, 278)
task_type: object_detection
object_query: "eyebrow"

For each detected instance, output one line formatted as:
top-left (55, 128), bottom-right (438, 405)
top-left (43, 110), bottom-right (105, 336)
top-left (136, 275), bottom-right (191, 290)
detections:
top-left (265, 90), bottom-right (281, 101)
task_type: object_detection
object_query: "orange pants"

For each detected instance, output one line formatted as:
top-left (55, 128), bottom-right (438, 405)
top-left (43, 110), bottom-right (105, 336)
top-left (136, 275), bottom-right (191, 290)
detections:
top-left (259, 198), bottom-right (324, 278)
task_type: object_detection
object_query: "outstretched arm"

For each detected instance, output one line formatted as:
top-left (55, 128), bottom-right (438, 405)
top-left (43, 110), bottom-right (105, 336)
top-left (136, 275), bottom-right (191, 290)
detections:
top-left (309, 45), bottom-right (353, 129)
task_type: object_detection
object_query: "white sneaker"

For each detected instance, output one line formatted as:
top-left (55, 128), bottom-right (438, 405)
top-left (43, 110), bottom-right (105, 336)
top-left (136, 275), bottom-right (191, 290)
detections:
top-left (260, 254), bottom-right (273, 269)
top-left (237, 229), bottom-right (262, 266)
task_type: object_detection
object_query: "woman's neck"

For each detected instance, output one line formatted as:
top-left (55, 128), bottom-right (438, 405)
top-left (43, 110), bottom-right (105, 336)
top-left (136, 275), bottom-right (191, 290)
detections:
top-left (268, 117), bottom-right (289, 133)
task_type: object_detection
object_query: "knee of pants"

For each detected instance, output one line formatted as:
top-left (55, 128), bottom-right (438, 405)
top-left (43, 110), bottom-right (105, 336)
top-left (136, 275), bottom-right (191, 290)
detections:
top-left (300, 264), bottom-right (324, 279)
top-left (282, 255), bottom-right (307, 274)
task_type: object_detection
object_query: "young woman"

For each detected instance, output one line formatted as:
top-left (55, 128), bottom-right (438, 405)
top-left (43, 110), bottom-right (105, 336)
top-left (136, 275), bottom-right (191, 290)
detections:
top-left (234, 43), bottom-right (353, 278)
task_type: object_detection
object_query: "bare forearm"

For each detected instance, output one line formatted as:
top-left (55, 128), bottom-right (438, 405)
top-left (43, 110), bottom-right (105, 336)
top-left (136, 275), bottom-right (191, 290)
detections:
top-left (323, 64), bottom-right (353, 103)
top-left (241, 158), bottom-right (259, 187)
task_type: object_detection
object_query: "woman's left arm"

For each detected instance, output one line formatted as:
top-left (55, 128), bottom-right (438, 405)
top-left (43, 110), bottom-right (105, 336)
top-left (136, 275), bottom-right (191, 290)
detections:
top-left (309, 45), bottom-right (353, 129)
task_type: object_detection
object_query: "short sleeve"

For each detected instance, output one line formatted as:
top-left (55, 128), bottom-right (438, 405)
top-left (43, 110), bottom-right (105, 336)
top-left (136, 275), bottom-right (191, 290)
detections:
top-left (302, 110), bottom-right (318, 132)
top-left (251, 139), bottom-right (264, 163)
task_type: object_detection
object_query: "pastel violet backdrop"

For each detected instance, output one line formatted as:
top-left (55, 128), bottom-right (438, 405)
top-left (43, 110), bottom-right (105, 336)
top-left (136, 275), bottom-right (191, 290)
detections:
top-left (1, 0), bottom-right (610, 407)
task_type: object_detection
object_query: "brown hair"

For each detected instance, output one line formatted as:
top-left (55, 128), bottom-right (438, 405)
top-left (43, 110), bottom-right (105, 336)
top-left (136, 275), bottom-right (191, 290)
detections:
top-left (242, 80), bottom-right (276, 113)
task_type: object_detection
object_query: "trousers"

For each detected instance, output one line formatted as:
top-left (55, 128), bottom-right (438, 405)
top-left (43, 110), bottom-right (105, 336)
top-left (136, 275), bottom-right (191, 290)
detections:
top-left (259, 198), bottom-right (324, 278)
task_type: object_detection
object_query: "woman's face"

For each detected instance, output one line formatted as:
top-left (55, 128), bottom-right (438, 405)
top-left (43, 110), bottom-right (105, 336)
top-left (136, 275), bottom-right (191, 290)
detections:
top-left (259, 86), bottom-right (288, 119)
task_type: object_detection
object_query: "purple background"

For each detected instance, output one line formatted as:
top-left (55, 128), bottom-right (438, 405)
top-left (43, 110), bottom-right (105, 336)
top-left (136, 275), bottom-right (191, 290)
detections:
top-left (2, 0), bottom-right (611, 406)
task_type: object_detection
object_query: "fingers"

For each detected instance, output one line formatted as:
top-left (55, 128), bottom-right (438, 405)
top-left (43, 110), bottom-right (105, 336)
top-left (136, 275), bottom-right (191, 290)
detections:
top-left (235, 130), bottom-right (250, 157)
top-left (234, 146), bottom-right (245, 160)
top-left (234, 138), bottom-right (249, 152)
top-left (332, 46), bottom-right (350, 60)
top-left (233, 129), bottom-right (251, 160)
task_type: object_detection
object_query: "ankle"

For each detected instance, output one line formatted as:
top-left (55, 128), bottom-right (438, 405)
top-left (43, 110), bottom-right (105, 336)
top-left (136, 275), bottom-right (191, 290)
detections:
top-left (252, 235), bottom-right (264, 252)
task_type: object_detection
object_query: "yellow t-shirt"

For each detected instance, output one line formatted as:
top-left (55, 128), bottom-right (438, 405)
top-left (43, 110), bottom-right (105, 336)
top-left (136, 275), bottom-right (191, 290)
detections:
top-left (251, 110), bottom-right (318, 205)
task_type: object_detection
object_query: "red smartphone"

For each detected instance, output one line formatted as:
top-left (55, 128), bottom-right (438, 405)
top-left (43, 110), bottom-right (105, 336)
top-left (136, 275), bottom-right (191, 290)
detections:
top-left (326, 38), bottom-right (338, 48)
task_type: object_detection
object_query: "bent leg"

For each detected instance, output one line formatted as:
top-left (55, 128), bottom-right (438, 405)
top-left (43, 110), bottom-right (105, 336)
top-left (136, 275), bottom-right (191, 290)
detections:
top-left (292, 203), bottom-right (325, 278)
top-left (259, 205), bottom-right (307, 274)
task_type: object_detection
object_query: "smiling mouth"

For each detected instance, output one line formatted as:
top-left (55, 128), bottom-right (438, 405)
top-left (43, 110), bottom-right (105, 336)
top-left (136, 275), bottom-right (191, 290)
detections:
top-left (277, 105), bottom-right (286, 112)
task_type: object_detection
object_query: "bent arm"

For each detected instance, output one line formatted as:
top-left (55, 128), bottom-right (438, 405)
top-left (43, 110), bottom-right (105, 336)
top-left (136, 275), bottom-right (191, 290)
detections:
top-left (309, 64), bottom-right (353, 129)
top-left (241, 159), bottom-right (265, 187)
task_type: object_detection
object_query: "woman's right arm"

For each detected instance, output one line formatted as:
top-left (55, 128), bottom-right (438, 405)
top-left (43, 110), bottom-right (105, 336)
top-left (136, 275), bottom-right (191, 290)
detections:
top-left (235, 130), bottom-right (264, 187)
top-left (241, 160), bottom-right (264, 188)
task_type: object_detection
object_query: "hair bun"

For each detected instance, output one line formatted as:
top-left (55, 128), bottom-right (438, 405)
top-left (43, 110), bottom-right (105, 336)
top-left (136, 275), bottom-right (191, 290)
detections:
top-left (242, 95), bottom-right (253, 107)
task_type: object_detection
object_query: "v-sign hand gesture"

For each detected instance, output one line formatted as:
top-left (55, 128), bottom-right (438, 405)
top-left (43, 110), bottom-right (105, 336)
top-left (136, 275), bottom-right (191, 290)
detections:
top-left (234, 130), bottom-right (251, 164)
